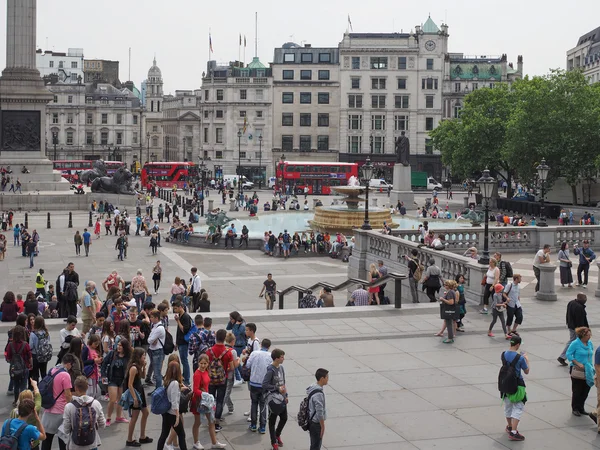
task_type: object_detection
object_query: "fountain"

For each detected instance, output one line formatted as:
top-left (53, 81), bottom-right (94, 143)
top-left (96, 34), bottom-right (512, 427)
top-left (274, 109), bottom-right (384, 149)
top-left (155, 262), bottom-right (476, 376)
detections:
top-left (309, 176), bottom-right (398, 233)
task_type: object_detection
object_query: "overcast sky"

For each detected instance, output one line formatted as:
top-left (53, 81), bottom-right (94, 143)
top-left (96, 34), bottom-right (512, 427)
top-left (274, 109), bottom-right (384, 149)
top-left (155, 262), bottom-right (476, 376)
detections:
top-left (1, 0), bottom-right (598, 94)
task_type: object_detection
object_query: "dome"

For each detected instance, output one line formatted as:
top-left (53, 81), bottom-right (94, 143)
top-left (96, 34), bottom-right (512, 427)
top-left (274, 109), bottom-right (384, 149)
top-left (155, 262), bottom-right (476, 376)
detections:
top-left (282, 42), bottom-right (300, 49)
top-left (147, 57), bottom-right (162, 79)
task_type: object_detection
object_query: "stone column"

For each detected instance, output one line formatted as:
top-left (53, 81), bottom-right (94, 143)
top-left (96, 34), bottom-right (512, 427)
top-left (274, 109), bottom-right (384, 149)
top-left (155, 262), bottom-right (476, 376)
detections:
top-left (6, 0), bottom-right (37, 69)
top-left (536, 263), bottom-right (558, 301)
top-left (390, 165), bottom-right (415, 208)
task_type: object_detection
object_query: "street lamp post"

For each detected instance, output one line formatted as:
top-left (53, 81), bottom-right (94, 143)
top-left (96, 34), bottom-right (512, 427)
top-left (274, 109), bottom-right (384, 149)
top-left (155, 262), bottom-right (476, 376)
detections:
top-left (258, 134), bottom-right (263, 189)
top-left (146, 132), bottom-right (150, 164)
top-left (476, 169), bottom-right (495, 265)
top-left (361, 157), bottom-right (374, 230)
top-left (536, 158), bottom-right (550, 227)
top-left (198, 159), bottom-right (207, 217)
top-left (52, 132), bottom-right (58, 160)
top-left (237, 130), bottom-right (242, 198)
top-left (279, 153), bottom-right (286, 193)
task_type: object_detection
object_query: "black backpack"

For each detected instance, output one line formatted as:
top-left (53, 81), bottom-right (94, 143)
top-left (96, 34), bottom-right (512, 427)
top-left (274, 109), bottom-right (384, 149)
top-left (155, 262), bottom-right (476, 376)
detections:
top-left (297, 389), bottom-right (322, 431)
top-left (498, 352), bottom-right (521, 395)
top-left (158, 325), bottom-right (175, 355)
top-left (504, 261), bottom-right (514, 279)
top-left (70, 400), bottom-right (97, 446)
top-left (0, 419), bottom-right (28, 450)
top-left (9, 343), bottom-right (26, 381)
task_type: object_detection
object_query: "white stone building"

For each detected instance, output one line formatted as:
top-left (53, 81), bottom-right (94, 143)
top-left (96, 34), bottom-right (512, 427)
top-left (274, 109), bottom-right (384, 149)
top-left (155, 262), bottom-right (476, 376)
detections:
top-left (144, 58), bottom-right (164, 163)
top-left (162, 90), bottom-right (202, 162)
top-left (567, 26), bottom-right (600, 84)
top-left (200, 58), bottom-right (273, 184)
top-left (36, 48), bottom-right (84, 84)
top-left (271, 44), bottom-right (340, 162)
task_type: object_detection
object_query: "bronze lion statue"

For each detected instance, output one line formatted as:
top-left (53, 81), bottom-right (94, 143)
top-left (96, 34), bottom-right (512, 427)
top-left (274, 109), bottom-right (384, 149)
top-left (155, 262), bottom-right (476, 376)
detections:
top-left (91, 167), bottom-right (136, 195)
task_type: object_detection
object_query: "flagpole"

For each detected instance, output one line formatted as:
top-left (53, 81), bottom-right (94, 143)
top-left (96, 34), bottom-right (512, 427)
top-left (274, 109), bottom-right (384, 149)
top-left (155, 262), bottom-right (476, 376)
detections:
top-left (255, 12), bottom-right (258, 58)
top-left (238, 33), bottom-right (241, 65)
top-left (243, 36), bottom-right (246, 64)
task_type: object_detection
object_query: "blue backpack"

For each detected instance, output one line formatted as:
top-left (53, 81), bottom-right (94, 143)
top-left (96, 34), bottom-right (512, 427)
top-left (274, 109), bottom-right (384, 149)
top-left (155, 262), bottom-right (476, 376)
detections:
top-left (150, 387), bottom-right (171, 415)
top-left (184, 324), bottom-right (198, 343)
top-left (39, 367), bottom-right (66, 409)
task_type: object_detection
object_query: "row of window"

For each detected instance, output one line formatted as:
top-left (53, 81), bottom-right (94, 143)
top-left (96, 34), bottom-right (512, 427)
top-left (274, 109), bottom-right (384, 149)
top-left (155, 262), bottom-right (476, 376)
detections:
top-left (52, 130), bottom-right (127, 146)
top-left (281, 92), bottom-right (330, 104)
top-left (282, 69), bottom-right (330, 81)
top-left (52, 112), bottom-right (138, 126)
top-left (283, 52), bottom-right (333, 64)
top-left (350, 77), bottom-right (439, 90)
top-left (282, 113), bottom-right (330, 127)
top-left (348, 94), bottom-right (435, 109)
top-left (281, 135), bottom-right (330, 151)
top-left (350, 56), bottom-right (435, 71)
top-left (453, 82), bottom-right (494, 92)
top-left (203, 127), bottom-right (263, 145)
top-left (206, 88), bottom-right (265, 102)
top-left (347, 136), bottom-right (433, 154)
top-left (48, 60), bottom-right (78, 69)
top-left (347, 114), bottom-right (434, 131)
top-left (202, 110), bottom-right (264, 119)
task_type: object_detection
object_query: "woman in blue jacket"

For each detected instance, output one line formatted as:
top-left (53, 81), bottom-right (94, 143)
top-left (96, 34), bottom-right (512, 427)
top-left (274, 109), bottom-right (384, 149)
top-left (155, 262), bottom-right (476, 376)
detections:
top-left (566, 326), bottom-right (595, 416)
top-left (226, 311), bottom-right (246, 382)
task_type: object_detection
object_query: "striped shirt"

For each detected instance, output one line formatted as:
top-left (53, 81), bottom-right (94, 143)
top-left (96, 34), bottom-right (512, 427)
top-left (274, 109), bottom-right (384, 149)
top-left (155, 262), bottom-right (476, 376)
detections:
top-left (351, 288), bottom-right (370, 306)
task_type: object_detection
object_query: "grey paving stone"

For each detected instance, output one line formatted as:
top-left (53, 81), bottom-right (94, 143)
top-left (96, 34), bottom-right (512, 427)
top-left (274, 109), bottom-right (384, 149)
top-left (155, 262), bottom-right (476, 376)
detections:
top-left (411, 435), bottom-right (511, 450)
top-left (410, 349), bottom-right (489, 368)
top-left (328, 372), bottom-right (402, 394)
top-left (452, 406), bottom-right (554, 434)
top-left (380, 367), bottom-right (467, 389)
top-left (322, 416), bottom-right (405, 447)
top-left (353, 353), bottom-right (432, 371)
top-left (412, 385), bottom-right (500, 409)
top-left (294, 355), bottom-right (373, 374)
top-left (350, 389), bottom-right (437, 415)
top-left (375, 410), bottom-right (482, 441)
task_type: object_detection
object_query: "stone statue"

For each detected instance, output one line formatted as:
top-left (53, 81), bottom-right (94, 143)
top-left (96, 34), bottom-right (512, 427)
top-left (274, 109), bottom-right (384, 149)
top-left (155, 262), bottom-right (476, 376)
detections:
top-left (460, 209), bottom-right (485, 226)
top-left (395, 132), bottom-right (410, 166)
top-left (347, 175), bottom-right (360, 187)
top-left (91, 167), bottom-right (136, 195)
top-left (206, 210), bottom-right (233, 228)
top-left (80, 159), bottom-right (107, 184)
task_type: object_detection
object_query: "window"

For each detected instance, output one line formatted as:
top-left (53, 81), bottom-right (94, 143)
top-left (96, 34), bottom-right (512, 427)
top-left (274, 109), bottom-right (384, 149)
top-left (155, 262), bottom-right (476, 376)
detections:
top-left (133, 132), bottom-right (138, 144)
top-left (352, 57), bottom-right (360, 69)
top-left (282, 135), bottom-right (293, 151)
top-left (348, 136), bottom-right (362, 153)
top-left (64, 131), bottom-right (73, 145)
top-left (49, 61), bottom-right (54, 68)
top-left (318, 93), bottom-right (329, 104)
top-left (426, 59), bottom-right (434, 70)
top-left (319, 53), bottom-right (331, 63)
top-left (318, 70), bottom-right (330, 80)
top-left (300, 113), bottom-right (311, 126)
top-left (301, 53), bottom-right (313, 63)
top-left (240, 89), bottom-right (247, 100)
top-left (370, 57), bottom-right (388, 69)
top-left (425, 95), bottom-right (434, 108)
top-left (86, 113), bottom-right (93, 125)
top-left (152, 126), bottom-right (158, 132)
top-left (100, 131), bottom-right (108, 145)
top-left (373, 136), bottom-right (385, 153)
top-left (133, 115), bottom-right (138, 125)
top-left (216, 110), bottom-right (224, 118)
top-left (348, 114), bottom-right (362, 130)
top-left (67, 95), bottom-right (73, 104)
top-left (371, 114), bottom-right (385, 130)
top-left (351, 77), bottom-right (360, 89)
top-left (455, 82), bottom-right (461, 92)
top-left (300, 70), bottom-right (312, 80)
top-left (371, 95), bottom-right (386, 108)
top-left (397, 78), bottom-right (407, 89)
top-left (472, 83), bottom-right (479, 90)
top-left (152, 136), bottom-right (158, 147)
top-left (52, 113), bottom-right (58, 124)
top-left (282, 70), bottom-right (294, 80)
top-left (116, 114), bottom-right (122, 125)
top-left (204, 110), bottom-right (209, 119)
top-left (217, 89), bottom-right (224, 101)
top-left (318, 113), bottom-right (329, 127)
top-left (255, 89), bottom-right (263, 100)
top-left (372, 78), bottom-right (386, 89)
top-left (239, 152), bottom-right (247, 159)
top-left (205, 90), bottom-right (209, 101)
top-left (422, 78), bottom-right (438, 90)
top-left (101, 113), bottom-right (108, 124)
top-left (398, 57), bottom-right (407, 70)
top-left (282, 113), bottom-right (294, 126)
top-left (300, 92), bottom-right (311, 104)
top-left (300, 135), bottom-right (311, 152)
top-left (67, 113), bottom-right (73, 124)
top-left (85, 97), bottom-right (93, 104)
top-left (185, 125), bottom-right (193, 133)
top-left (394, 115), bottom-right (409, 131)
top-left (59, 61), bottom-right (64, 68)
top-left (216, 151), bottom-right (223, 159)
top-left (453, 104), bottom-right (462, 119)
top-left (283, 53), bottom-right (295, 62)
top-left (116, 132), bottom-right (123, 145)
top-left (71, 61), bottom-right (77, 69)
top-left (86, 132), bottom-right (93, 145)
top-left (348, 94), bottom-right (363, 108)
top-left (425, 117), bottom-right (434, 131)
top-left (394, 95), bottom-right (409, 109)
top-left (216, 128), bottom-right (223, 143)
top-left (53, 95), bottom-right (58, 103)
top-left (489, 83), bottom-right (495, 88)
top-left (204, 128), bottom-right (209, 143)
top-left (317, 136), bottom-right (329, 151)
top-left (256, 110), bottom-right (263, 118)
top-left (240, 111), bottom-right (247, 118)
top-left (425, 138), bottom-right (433, 154)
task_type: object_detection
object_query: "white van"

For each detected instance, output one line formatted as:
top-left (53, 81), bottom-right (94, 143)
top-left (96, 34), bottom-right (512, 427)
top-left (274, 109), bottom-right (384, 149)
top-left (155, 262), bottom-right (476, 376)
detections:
top-left (223, 174), bottom-right (254, 189)
top-left (427, 177), bottom-right (443, 191)
top-left (369, 179), bottom-right (392, 189)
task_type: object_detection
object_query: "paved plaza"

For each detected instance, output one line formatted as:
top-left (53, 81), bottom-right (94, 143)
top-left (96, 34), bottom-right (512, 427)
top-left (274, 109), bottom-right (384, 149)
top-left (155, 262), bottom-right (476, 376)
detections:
top-left (2, 196), bottom-right (600, 449)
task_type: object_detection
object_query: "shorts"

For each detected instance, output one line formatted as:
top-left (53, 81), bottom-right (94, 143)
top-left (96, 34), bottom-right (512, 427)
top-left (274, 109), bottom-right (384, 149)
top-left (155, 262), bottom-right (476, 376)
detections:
top-left (282, 243), bottom-right (290, 251)
top-left (108, 381), bottom-right (124, 388)
top-left (503, 397), bottom-right (525, 420)
top-left (191, 397), bottom-right (215, 423)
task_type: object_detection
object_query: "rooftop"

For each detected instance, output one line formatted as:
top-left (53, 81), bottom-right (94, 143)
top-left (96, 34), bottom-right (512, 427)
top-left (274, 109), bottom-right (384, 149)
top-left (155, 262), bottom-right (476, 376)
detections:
top-left (577, 25), bottom-right (600, 46)
top-left (422, 16), bottom-right (440, 33)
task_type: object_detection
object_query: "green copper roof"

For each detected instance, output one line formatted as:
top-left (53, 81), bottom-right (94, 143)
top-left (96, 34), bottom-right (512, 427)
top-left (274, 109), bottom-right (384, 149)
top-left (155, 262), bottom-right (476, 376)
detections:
top-left (422, 16), bottom-right (439, 33)
top-left (247, 57), bottom-right (266, 69)
top-left (450, 63), bottom-right (502, 81)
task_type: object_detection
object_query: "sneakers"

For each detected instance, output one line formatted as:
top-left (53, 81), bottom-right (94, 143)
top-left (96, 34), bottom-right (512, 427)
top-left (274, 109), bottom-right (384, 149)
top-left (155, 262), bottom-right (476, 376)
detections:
top-left (233, 380), bottom-right (243, 387)
top-left (259, 427), bottom-right (266, 434)
top-left (276, 436), bottom-right (284, 447)
top-left (557, 357), bottom-right (568, 366)
top-left (244, 411), bottom-right (250, 416)
top-left (193, 442), bottom-right (204, 450)
top-left (116, 417), bottom-right (130, 423)
top-left (583, 284), bottom-right (588, 288)
top-left (212, 443), bottom-right (227, 449)
top-left (505, 426), bottom-right (512, 435)
top-left (126, 441), bottom-right (141, 447)
top-left (214, 424), bottom-right (222, 432)
top-left (227, 409), bottom-right (234, 415)
top-left (144, 379), bottom-right (154, 386)
top-left (249, 425), bottom-right (257, 432)
top-left (100, 394), bottom-right (110, 402)
top-left (272, 445), bottom-right (279, 450)
top-left (443, 339), bottom-right (454, 344)
top-left (505, 335), bottom-right (512, 340)
top-left (480, 308), bottom-right (488, 314)
top-left (488, 332), bottom-right (495, 337)
top-left (508, 431), bottom-right (525, 441)
top-left (105, 419), bottom-right (111, 427)
top-left (247, 416), bottom-right (251, 422)
top-left (165, 445), bottom-right (175, 450)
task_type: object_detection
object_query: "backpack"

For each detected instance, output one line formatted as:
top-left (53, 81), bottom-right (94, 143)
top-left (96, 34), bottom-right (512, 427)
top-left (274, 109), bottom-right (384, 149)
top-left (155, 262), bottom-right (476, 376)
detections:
top-left (0, 419), bottom-right (28, 450)
top-left (184, 324), bottom-right (198, 343)
top-left (299, 294), bottom-right (317, 309)
top-left (297, 389), bottom-right (322, 431)
top-left (208, 348), bottom-right (228, 385)
top-left (283, 233), bottom-right (290, 244)
top-left (9, 343), bottom-right (26, 381)
top-left (34, 331), bottom-right (53, 363)
top-left (412, 258), bottom-right (424, 281)
top-left (498, 352), bottom-right (521, 395)
top-left (150, 387), bottom-right (171, 415)
top-left (502, 261), bottom-right (514, 279)
top-left (240, 339), bottom-right (259, 382)
top-left (158, 325), bottom-right (175, 356)
top-left (70, 400), bottom-right (97, 446)
top-left (39, 368), bottom-right (66, 409)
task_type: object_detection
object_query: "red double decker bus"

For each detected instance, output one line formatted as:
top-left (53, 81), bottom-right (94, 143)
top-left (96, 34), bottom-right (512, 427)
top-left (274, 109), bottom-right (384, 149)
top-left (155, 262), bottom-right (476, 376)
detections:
top-left (141, 162), bottom-right (198, 188)
top-left (53, 160), bottom-right (125, 182)
top-left (276, 161), bottom-right (359, 195)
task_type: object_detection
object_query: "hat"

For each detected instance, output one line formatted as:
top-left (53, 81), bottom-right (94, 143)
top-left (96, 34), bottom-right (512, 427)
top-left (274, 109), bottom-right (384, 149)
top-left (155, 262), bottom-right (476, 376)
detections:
top-left (36, 294), bottom-right (44, 300)
top-left (494, 283), bottom-right (504, 293)
top-left (39, 269), bottom-right (44, 274)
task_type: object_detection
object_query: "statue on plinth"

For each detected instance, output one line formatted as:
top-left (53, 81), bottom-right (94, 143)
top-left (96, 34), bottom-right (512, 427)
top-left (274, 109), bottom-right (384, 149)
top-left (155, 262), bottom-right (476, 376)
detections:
top-left (91, 167), bottom-right (136, 195)
top-left (395, 131), bottom-right (410, 166)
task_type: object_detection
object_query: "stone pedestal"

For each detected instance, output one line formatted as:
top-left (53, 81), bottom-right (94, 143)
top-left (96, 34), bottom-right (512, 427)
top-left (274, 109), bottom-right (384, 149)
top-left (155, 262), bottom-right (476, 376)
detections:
top-left (208, 199), bottom-right (214, 211)
top-left (229, 199), bottom-right (237, 212)
top-left (536, 263), bottom-right (558, 301)
top-left (390, 165), bottom-right (415, 208)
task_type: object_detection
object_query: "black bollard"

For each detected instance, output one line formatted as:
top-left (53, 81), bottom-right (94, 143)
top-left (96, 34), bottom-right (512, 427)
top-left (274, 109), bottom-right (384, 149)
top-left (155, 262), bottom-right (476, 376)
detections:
top-left (47, 212), bottom-right (51, 229)
top-left (68, 212), bottom-right (73, 228)
top-left (88, 211), bottom-right (93, 227)
top-left (24, 213), bottom-right (28, 229)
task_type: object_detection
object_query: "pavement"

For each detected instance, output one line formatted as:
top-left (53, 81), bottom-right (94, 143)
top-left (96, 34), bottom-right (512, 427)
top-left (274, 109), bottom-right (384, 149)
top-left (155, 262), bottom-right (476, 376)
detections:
top-left (1, 192), bottom-right (600, 449)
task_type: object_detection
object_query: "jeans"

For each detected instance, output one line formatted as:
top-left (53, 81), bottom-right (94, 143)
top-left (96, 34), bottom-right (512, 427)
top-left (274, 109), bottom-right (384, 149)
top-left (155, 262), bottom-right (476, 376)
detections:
top-left (234, 346), bottom-right (244, 381)
top-left (560, 329), bottom-right (577, 360)
top-left (133, 292), bottom-right (145, 312)
top-left (250, 385), bottom-right (266, 428)
top-left (84, 243), bottom-right (90, 256)
top-left (31, 359), bottom-right (47, 384)
top-left (118, 247), bottom-right (123, 260)
top-left (577, 263), bottom-right (590, 285)
top-left (533, 266), bottom-right (541, 291)
top-left (225, 235), bottom-right (234, 248)
top-left (178, 344), bottom-right (190, 385)
top-left (42, 434), bottom-right (66, 450)
top-left (482, 284), bottom-right (493, 306)
top-left (12, 371), bottom-right (28, 404)
top-left (14, 235), bottom-right (19, 246)
top-left (268, 406), bottom-right (288, 445)
top-left (136, 224), bottom-right (141, 235)
top-left (208, 383), bottom-right (227, 420)
top-left (75, 244), bottom-right (81, 255)
top-left (157, 413), bottom-right (188, 450)
top-left (150, 349), bottom-right (165, 387)
top-left (224, 375), bottom-right (234, 412)
top-left (571, 373), bottom-right (591, 412)
top-left (444, 319), bottom-right (454, 340)
top-left (309, 421), bottom-right (323, 450)
top-left (409, 278), bottom-right (419, 303)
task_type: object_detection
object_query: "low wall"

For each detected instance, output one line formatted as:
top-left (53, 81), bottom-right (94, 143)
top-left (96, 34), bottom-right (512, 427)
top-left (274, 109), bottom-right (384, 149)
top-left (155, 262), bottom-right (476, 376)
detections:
top-left (0, 192), bottom-right (139, 212)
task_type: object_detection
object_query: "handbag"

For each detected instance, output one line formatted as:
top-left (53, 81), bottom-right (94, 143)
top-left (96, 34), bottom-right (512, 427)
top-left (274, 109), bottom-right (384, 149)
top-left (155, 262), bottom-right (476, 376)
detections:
top-left (481, 275), bottom-right (486, 286)
top-left (426, 275), bottom-right (441, 289)
top-left (571, 365), bottom-right (586, 380)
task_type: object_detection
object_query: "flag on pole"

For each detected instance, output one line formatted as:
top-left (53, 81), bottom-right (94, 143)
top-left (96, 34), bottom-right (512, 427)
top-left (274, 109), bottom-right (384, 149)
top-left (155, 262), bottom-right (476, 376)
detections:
top-left (243, 116), bottom-right (248, 134)
top-left (209, 33), bottom-right (213, 53)
top-left (348, 14), bottom-right (353, 31)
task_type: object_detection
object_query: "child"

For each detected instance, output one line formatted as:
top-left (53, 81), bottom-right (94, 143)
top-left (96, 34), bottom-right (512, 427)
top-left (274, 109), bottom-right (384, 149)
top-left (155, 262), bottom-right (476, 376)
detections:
top-left (455, 274), bottom-right (467, 331)
top-left (94, 218), bottom-right (101, 239)
top-left (84, 334), bottom-right (103, 398)
top-left (488, 283), bottom-right (509, 339)
top-left (504, 274), bottom-right (524, 336)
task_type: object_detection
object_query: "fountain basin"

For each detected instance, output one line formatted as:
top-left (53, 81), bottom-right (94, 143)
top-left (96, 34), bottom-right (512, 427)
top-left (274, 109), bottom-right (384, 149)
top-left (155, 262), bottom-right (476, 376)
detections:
top-left (310, 206), bottom-right (398, 233)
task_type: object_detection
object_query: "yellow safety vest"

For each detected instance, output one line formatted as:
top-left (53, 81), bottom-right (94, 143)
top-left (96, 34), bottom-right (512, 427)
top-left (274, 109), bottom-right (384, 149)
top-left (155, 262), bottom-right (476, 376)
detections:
top-left (35, 272), bottom-right (45, 289)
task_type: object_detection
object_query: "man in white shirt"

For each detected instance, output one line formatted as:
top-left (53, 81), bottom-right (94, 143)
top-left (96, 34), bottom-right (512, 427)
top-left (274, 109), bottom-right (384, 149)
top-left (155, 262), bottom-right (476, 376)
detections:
top-left (147, 310), bottom-right (166, 389)
top-left (532, 244), bottom-right (550, 292)
top-left (246, 339), bottom-right (273, 433)
top-left (190, 267), bottom-right (202, 312)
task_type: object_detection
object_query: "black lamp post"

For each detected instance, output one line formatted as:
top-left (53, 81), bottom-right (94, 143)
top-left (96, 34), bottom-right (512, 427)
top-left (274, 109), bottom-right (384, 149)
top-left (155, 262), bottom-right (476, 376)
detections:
top-left (237, 130), bottom-right (243, 198)
top-left (477, 168), bottom-right (495, 265)
top-left (146, 132), bottom-right (150, 164)
top-left (198, 159), bottom-right (207, 216)
top-left (361, 157), bottom-right (374, 230)
top-left (52, 132), bottom-right (58, 160)
top-left (279, 153), bottom-right (286, 192)
top-left (536, 158), bottom-right (549, 227)
top-left (258, 134), bottom-right (263, 189)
